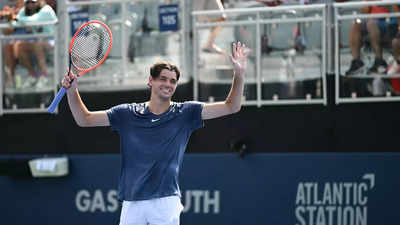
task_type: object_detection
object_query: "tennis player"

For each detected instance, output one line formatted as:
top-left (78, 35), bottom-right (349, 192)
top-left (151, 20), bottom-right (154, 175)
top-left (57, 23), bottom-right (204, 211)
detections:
top-left (61, 41), bottom-right (250, 225)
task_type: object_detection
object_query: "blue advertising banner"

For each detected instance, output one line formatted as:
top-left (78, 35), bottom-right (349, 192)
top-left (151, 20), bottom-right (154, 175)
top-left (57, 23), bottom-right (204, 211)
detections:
top-left (70, 9), bottom-right (89, 36)
top-left (159, 4), bottom-right (179, 32)
top-left (1, 154), bottom-right (399, 225)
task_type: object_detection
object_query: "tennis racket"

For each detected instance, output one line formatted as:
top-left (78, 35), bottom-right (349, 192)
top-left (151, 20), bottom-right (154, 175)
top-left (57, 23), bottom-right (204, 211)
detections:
top-left (47, 20), bottom-right (112, 113)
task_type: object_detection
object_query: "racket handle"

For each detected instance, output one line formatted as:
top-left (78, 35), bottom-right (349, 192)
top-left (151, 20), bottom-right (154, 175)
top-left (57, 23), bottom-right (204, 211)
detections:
top-left (47, 87), bottom-right (67, 113)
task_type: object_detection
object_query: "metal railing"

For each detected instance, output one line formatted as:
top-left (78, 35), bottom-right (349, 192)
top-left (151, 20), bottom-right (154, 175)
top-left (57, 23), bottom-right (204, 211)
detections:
top-left (2, 1), bottom-right (400, 115)
top-left (1, 0), bottom-right (185, 114)
top-left (0, 20), bottom-right (58, 115)
top-left (58, 0), bottom-right (187, 92)
top-left (333, 0), bottom-right (400, 104)
top-left (192, 4), bottom-right (327, 106)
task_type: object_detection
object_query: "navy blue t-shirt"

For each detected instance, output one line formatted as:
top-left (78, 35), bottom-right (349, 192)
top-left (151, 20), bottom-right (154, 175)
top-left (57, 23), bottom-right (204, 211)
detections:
top-left (107, 101), bottom-right (204, 201)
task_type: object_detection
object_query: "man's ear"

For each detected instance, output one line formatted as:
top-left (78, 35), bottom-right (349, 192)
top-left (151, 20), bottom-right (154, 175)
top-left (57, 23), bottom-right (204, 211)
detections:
top-left (148, 75), bottom-right (153, 87)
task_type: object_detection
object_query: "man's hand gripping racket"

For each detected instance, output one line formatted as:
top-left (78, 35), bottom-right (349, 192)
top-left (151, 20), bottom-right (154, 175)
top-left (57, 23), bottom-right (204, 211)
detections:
top-left (47, 20), bottom-right (112, 113)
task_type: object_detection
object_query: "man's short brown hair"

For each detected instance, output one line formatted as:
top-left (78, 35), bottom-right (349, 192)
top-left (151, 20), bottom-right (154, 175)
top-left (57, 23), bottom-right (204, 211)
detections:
top-left (150, 62), bottom-right (180, 81)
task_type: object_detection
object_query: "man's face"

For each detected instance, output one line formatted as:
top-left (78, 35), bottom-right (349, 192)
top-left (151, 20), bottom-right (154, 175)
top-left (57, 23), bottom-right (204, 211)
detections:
top-left (149, 69), bottom-right (178, 100)
top-left (25, 1), bottom-right (39, 10)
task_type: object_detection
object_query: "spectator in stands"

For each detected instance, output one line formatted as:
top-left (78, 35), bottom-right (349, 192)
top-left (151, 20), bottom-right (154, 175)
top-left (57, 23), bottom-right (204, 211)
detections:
top-left (194, 0), bottom-right (226, 54)
top-left (387, 7), bottom-right (400, 94)
top-left (1, 0), bottom-right (24, 88)
top-left (387, 5), bottom-right (400, 72)
top-left (13, 0), bottom-right (57, 88)
top-left (345, 0), bottom-right (399, 76)
top-left (388, 36), bottom-right (400, 75)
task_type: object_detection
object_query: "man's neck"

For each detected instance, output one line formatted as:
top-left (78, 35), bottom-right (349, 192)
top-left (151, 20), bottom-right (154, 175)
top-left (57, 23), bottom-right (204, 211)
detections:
top-left (147, 97), bottom-right (171, 115)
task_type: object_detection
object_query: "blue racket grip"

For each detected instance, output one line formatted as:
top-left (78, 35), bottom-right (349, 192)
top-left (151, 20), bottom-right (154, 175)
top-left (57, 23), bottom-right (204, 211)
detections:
top-left (47, 87), bottom-right (67, 113)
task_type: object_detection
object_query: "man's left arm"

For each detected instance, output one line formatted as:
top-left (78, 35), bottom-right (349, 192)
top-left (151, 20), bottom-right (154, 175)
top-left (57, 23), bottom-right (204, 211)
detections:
top-left (201, 42), bottom-right (250, 120)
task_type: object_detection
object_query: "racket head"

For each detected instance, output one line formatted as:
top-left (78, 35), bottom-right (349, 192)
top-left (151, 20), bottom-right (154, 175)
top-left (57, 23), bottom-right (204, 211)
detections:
top-left (69, 20), bottom-right (113, 76)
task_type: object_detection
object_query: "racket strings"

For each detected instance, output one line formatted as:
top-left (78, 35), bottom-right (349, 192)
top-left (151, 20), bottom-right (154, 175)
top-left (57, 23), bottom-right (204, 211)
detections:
top-left (71, 23), bottom-right (112, 71)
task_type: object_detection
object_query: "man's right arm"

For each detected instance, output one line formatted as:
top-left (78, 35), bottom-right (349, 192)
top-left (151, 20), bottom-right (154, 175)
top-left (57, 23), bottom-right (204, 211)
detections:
top-left (63, 73), bottom-right (110, 127)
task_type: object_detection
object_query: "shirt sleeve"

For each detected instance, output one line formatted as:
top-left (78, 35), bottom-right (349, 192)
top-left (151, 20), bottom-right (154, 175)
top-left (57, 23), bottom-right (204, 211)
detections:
top-left (15, 5), bottom-right (57, 32)
top-left (184, 101), bottom-right (204, 131)
top-left (106, 104), bottom-right (131, 131)
top-left (12, 8), bottom-right (25, 26)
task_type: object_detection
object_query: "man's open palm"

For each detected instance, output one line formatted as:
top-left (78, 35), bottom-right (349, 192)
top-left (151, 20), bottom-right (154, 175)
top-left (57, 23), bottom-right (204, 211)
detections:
top-left (230, 42), bottom-right (251, 76)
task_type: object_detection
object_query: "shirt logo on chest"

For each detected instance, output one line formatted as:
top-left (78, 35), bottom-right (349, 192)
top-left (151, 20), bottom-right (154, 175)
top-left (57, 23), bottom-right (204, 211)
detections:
top-left (151, 118), bottom-right (160, 122)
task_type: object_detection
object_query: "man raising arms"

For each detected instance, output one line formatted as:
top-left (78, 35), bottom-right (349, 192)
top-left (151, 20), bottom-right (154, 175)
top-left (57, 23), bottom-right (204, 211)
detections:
top-left (61, 42), bottom-right (250, 225)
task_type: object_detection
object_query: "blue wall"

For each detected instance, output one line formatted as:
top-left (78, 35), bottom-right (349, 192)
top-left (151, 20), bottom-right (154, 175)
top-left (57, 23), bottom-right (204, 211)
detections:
top-left (1, 153), bottom-right (399, 225)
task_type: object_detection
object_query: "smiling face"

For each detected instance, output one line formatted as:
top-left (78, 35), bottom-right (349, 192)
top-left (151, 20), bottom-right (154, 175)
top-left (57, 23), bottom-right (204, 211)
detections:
top-left (149, 69), bottom-right (178, 101)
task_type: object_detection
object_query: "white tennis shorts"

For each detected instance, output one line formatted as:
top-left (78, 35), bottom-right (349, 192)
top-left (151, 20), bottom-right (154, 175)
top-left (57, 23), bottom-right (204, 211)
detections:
top-left (119, 196), bottom-right (184, 225)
